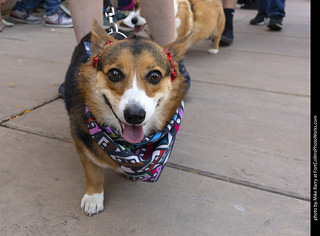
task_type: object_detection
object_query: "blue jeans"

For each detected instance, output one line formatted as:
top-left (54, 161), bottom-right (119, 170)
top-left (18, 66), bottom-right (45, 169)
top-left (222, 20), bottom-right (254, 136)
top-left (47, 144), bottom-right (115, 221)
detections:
top-left (258, 0), bottom-right (286, 17)
top-left (13, 0), bottom-right (61, 16)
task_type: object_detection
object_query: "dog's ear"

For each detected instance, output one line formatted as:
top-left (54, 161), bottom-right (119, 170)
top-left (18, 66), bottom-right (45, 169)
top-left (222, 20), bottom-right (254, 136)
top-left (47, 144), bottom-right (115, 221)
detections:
top-left (163, 33), bottom-right (193, 62)
top-left (91, 19), bottom-right (116, 54)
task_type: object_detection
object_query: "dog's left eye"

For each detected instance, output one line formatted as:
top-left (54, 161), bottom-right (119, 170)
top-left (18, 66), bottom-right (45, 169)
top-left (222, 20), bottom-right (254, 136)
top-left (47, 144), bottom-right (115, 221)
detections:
top-left (107, 69), bottom-right (124, 82)
top-left (146, 70), bottom-right (162, 84)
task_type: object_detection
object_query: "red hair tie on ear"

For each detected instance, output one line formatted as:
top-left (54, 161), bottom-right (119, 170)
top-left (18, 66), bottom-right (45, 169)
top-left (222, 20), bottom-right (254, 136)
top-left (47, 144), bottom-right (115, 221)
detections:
top-left (92, 56), bottom-right (99, 68)
top-left (164, 49), bottom-right (177, 82)
top-left (92, 41), bottom-right (113, 68)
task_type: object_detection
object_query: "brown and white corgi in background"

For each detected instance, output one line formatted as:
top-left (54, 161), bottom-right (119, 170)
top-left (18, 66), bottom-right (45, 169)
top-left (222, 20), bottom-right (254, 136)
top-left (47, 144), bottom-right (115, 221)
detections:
top-left (121, 0), bottom-right (225, 54)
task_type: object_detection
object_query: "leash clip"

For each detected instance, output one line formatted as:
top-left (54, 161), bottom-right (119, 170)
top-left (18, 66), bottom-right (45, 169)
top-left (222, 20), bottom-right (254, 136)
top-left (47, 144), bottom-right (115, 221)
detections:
top-left (104, 0), bottom-right (113, 14)
top-left (104, 0), bottom-right (127, 38)
top-left (105, 5), bottom-right (117, 34)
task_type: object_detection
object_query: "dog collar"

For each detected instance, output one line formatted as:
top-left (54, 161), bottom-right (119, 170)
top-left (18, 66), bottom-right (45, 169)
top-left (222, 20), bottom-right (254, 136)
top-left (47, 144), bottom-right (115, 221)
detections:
top-left (85, 101), bottom-right (184, 182)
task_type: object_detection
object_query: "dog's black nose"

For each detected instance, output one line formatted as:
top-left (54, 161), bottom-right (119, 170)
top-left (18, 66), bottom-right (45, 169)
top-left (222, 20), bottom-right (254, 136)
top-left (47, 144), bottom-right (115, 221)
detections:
top-left (124, 106), bottom-right (146, 125)
top-left (131, 17), bottom-right (138, 25)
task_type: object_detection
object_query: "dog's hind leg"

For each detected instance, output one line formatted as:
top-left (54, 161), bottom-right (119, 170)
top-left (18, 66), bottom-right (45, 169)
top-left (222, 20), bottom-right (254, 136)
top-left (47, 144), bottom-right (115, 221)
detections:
top-left (208, 12), bottom-right (226, 54)
top-left (208, 31), bottom-right (221, 54)
top-left (208, 38), bottom-right (221, 54)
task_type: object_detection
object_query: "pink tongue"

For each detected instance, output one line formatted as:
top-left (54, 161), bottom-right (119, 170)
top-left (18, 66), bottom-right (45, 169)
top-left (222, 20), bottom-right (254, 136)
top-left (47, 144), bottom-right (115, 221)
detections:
top-left (134, 26), bottom-right (142, 33)
top-left (134, 24), bottom-right (145, 33)
top-left (123, 124), bottom-right (144, 143)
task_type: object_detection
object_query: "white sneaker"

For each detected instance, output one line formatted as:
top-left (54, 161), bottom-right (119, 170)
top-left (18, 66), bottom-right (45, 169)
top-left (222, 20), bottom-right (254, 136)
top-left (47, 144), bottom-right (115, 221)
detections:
top-left (45, 13), bottom-right (73, 28)
top-left (1, 19), bottom-right (15, 27)
top-left (10, 9), bottom-right (42, 24)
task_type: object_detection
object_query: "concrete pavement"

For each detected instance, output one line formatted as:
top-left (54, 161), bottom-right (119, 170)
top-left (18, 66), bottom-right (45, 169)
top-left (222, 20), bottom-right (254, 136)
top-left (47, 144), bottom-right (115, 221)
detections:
top-left (0, 0), bottom-right (310, 235)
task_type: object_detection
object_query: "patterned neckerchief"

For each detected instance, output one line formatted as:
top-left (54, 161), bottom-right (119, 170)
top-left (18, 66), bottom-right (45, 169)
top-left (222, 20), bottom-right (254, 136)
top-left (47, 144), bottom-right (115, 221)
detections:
top-left (85, 101), bottom-right (184, 182)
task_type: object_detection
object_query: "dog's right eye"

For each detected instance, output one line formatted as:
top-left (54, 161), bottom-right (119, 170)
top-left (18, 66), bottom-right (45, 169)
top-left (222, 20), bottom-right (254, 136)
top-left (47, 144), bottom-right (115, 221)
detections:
top-left (107, 69), bottom-right (124, 82)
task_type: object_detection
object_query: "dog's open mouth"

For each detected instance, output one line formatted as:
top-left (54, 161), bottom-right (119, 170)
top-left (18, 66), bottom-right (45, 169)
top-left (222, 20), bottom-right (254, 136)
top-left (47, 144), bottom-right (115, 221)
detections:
top-left (134, 24), bottom-right (147, 33)
top-left (122, 123), bottom-right (144, 143)
top-left (103, 95), bottom-right (145, 143)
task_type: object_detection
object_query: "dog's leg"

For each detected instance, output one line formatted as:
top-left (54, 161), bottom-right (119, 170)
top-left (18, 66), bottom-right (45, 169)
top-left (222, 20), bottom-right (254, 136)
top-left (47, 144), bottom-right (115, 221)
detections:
top-left (80, 153), bottom-right (104, 216)
top-left (76, 143), bottom-right (104, 216)
top-left (208, 12), bottom-right (226, 54)
top-left (208, 30), bottom-right (220, 54)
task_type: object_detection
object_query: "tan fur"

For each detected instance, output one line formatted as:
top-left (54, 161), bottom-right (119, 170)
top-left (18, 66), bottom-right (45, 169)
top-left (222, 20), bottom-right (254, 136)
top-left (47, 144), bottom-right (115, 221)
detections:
top-left (175, 0), bottom-right (194, 40)
top-left (128, 0), bottom-right (225, 54)
top-left (187, 0), bottom-right (225, 53)
top-left (69, 19), bottom-right (191, 215)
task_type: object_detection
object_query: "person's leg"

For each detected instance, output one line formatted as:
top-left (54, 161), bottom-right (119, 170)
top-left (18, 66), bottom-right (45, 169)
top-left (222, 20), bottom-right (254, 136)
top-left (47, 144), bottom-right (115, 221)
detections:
top-left (250, 0), bottom-right (269, 25)
top-left (139, 0), bottom-right (176, 46)
top-left (268, 0), bottom-right (285, 17)
top-left (223, 0), bottom-right (237, 9)
top-left (69, 0), bottom-right (103, 43)
top-left (10, 0), bottom-right (42, 24)
top-left (0, 11), bottom-right (2, 32)
top-left (0, 12), bottom-right (2, 31)
top-left (13, 0), bottom-right (42, 12)
top-left (267, 0), bottom-right (285, 30)
top-left (59, 0), bottom-right (103, 97)
top-left (221, 0), bottom-right (237, 45)
top-left (45, 0), bottom-right (61, 16)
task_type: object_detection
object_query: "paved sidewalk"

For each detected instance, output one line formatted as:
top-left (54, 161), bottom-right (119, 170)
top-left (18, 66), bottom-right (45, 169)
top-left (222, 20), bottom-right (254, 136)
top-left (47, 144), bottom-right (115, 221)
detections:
top-left (0, 0), bottom-right (310, 235)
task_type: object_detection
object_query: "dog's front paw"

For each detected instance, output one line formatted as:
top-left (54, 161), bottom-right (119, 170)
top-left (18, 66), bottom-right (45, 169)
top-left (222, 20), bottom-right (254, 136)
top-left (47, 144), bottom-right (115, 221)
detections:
top-left (208, 48), bottom-right (219, 54)
top-left (80, 192), bottom-right (104, 216)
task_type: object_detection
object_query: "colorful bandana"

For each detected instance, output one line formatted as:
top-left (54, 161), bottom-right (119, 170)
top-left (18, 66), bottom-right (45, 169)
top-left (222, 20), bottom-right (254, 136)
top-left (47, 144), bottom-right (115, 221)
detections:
top-left (85, 102), bottom-right (184, 182)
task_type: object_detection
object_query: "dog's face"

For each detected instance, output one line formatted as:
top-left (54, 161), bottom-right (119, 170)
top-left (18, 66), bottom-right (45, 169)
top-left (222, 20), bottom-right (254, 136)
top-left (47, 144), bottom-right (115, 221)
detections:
top-left (127, 0), bottom-right (147, 32)
top-left (78, 20), bottom-right (190, 143)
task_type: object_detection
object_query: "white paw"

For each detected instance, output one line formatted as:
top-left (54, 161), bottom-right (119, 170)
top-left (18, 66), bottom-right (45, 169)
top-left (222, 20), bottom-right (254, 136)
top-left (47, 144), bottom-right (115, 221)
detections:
top-left (80, 192), bottom-right (104, 216)
top-left (208, 49), bottom-right (219, 54)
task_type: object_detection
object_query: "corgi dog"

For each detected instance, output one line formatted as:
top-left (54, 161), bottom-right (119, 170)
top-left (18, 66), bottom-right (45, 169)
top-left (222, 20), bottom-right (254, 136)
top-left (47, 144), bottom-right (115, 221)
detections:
top-left (121, 0), bottom-right (225, 54)
top-left (64, 19), bottom-right (190, 216)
